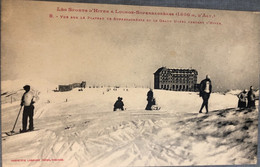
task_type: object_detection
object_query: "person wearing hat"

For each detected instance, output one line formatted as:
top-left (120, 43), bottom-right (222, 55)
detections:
top-left (20, 85), bottom-right (35, 132)
top-left (113, 97), bottom-right (124, 111)
top-left (199, 75), bottom-right (212, 114)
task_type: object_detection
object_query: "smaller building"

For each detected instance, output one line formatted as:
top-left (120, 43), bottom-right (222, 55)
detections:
top-left (58, 81), bottom-right (86, 92)
top-left (59, 85), bottom-right (73, 92)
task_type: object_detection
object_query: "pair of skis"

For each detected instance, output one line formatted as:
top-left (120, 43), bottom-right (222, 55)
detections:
top-left (5, 129), bottom-right (36, 137)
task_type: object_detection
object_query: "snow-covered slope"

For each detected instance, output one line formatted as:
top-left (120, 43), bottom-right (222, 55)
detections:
top-left (1, 87), bottom-right (258, 167)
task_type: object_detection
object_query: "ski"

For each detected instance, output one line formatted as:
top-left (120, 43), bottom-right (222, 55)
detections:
top-left (4, 129), bottom-right (39, 137)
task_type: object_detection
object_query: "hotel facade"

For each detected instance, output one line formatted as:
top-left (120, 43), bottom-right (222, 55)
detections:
top-left (154, 67), bottom-right (198, 91)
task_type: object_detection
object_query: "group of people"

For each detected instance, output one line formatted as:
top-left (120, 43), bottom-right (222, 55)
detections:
top-left (198, 75), bottom-right (257, 113)
top-left (112, 75), bottom-right (213, 113)
top-left (197, 75), bottom-right (258, 113)
top-left (113, 75), bottom-right (258, 114)
top-left (113, 89), bottom-right (159, 111)
top-left (19, 78), bottom-right (257, 132)
top-left (237, 86), bottom-right (256, 109)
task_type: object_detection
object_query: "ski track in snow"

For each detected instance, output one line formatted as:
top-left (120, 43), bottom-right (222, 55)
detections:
top-left (1, 88), bottom-right (258, 167)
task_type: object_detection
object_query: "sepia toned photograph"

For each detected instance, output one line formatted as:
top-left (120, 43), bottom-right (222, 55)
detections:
top-left (1, 0), bottom-right (260, 167)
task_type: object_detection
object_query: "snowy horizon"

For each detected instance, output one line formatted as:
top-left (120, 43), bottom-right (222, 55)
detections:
top-left (1, 78), bottom-right (259, 93)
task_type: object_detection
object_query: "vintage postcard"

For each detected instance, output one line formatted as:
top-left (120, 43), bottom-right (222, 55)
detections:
top-left (1, 0), bottom-right (259, 167)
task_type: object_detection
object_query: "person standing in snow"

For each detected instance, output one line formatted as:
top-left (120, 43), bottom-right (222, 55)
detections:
top-left (20, 85), bottom-right (35, 132)
top-left (237, 89), bottom-right (247, 109)
top-left (145, 89), bottom-right (154, 110)
top-left (247, 86), bottom-right (256, 108)
top-left (199, 75), bottom-right (212, 114)
top-left (113, 97), bottom-right (124, 111)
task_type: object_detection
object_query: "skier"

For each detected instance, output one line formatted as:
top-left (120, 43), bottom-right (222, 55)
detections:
top-left (113, 97), bottom-right (124, 111)
top-left (199, 75), bottom-right (212, 114)
top-left (247, 86), bottom-right (256, 108)
top-left (20, 85), bottom-right (35, 132)
top-left (237, 89), bottom-right (247, 109)
top-left (145, 89), bottom-right (154, 110)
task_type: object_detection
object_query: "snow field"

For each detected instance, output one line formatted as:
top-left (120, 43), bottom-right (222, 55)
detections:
top-left (1, 87), bottom-right (258, 167)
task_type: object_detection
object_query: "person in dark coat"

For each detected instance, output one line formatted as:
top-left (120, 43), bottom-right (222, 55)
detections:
top-left (114, 97), bottom-right (124, 111)
top-left (247, 86), bottom-right (256, 108)
top-left (145, 89), bottom-right (153, 110)
top-left (199, 75), bottom-right (212, 114)
top-left (20, 85), bottom-right (35, 132)
top-left (237, 89), bottom-right (247, 109)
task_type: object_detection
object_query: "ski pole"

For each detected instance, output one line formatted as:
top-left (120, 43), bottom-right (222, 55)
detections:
top-left (10, 106), bottom-right (23, 133)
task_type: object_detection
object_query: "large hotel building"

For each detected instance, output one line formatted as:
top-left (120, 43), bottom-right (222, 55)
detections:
top-left (154, 67), bottom-right (198, 91)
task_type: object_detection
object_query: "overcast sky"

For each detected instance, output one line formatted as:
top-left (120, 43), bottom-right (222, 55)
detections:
top-left (2, 0), bottom-right (259, 91)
